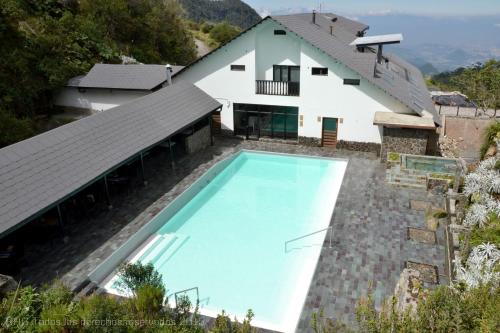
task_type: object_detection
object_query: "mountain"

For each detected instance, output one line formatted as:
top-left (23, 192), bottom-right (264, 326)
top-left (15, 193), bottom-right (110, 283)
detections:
top-left (358, 14), bottom-right (500, 71)
top-left (179, 0), bottom-right (261, 29)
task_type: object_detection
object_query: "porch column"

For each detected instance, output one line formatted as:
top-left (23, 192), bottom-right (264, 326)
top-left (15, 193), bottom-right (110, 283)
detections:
top-left (208, 115), bottom-right (214, 146)
top-left (103, 175), bottom-right (112, 209)
top-left (168, 138), bottom-right (175, 170)
top-left (140, 152), bottom-right (147, 186)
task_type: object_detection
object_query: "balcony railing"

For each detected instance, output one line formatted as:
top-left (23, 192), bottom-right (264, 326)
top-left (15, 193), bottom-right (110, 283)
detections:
top-left (255, 80), bottom-right (300, 96)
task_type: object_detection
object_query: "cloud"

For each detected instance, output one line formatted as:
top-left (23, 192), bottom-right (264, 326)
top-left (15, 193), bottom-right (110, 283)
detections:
top-left (495, 23), bottom-right (500, 28)
top-left (365, 9), bottom-right (393, 16)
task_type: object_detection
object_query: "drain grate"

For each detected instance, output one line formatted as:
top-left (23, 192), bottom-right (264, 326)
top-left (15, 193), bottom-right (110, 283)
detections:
top-left (405, 261), bottom-right (439, 284)
top-left (407, 227), bottom-right (437, 244)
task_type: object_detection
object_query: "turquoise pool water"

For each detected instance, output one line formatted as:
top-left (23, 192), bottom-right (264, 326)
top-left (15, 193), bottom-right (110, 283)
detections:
top-left (105, 151), bottom-right (347, 331)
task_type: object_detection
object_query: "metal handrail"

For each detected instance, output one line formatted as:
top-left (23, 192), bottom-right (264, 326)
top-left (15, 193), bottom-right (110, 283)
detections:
top-left (174, 286), bottom-right (199, 307)
top-left (285, 226), bottom-right (333, 252)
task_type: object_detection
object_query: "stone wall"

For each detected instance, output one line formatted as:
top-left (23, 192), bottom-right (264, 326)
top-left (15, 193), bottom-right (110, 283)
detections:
top-left (185, 125), bottom-right (211, 154)
top-left (298, 136), bottom-right (322, 147)
top-left (337, 140), bottom-right (381, 154)
top-left (380, 127), bottom-right (430, 162)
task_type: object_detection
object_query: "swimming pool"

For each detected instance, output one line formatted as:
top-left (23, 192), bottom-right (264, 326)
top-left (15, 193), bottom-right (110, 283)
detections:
top-left (95, 151), bottom-right (347, 332)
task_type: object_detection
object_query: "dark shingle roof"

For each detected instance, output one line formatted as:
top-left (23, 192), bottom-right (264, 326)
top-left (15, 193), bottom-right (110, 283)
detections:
top-left (272, 14), bottom-right (439, 124)
top-left (76, 64), bottom-right (184, 90)
top-left (0, 81), bottom-right (220, 236)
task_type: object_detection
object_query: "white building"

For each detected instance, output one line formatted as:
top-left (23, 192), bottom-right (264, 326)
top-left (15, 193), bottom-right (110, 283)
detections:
top-left (174, 13), bottom-right (440, 158)
top-left (54, 64), bottom-right (183, 112)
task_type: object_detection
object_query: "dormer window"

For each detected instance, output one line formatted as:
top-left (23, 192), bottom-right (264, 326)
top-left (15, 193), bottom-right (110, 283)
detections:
top-left (274, 30), bottom-right (286, 35)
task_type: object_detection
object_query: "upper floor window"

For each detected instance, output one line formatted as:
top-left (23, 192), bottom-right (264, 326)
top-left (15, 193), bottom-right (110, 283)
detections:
top-left (273, 65), bottom-right (300, 82)
top-left (274, 29), bottom-right (286, 35)
top-left (343, 78), bottom-right (360, 85)
top-left (312, 67), bottom-right (328, 76)
top-left (231, 65), bottom-right (245, 71)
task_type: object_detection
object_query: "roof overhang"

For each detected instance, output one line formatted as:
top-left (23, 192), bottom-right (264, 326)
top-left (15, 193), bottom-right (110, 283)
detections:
top-left (373, 111), bottom-right (436, 130)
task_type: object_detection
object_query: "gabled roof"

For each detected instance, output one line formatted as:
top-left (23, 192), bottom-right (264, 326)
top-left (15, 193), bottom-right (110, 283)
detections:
top-left (0, 81), bottom-right (221, 237)
top-left (76, 64), bottom-right (184, 90)
top-left (174, 13), bottom-right (439, 125)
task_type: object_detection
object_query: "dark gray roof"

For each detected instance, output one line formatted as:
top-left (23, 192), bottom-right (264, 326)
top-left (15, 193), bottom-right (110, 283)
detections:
top-left (76, 64), bottom-right (184, 90)
top-left (0, 81), bottom-right (220, 236)
top-left (175, 13), bottom-right (439, 125)
top-left (272, 14), bottom-right (439, 124)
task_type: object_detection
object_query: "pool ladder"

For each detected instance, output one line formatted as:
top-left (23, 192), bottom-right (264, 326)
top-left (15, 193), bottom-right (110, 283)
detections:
top-left (284, 226), bottom-right (333, 252)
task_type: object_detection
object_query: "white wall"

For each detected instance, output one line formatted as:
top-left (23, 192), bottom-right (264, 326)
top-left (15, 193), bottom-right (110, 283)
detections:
top-left (54, 87), bottom-right (149, 112)
top-left (178, 20), bottom-right (417, 144)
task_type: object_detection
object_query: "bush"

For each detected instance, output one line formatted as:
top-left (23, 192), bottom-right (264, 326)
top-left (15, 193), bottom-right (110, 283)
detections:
top-left (0, 110), bottom-right (35, 148)
top-left (201, 22), bottom-right (214, 33)
top-left (348, 284), bottom-right (500, 332)
top-left (433, 210), bottom-right (448, 219)
top-left (209, 22), bottom-right (240, 45)
top-left (480, 121), bottom-right (500, 159)
top-left (117, 262), bottom-right (165, 296)
top-left (129, 284), bottom-right (165, 320)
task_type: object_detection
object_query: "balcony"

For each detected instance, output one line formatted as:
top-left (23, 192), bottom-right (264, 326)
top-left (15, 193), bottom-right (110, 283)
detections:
top-left (255, 80), bottom-right (300, 97)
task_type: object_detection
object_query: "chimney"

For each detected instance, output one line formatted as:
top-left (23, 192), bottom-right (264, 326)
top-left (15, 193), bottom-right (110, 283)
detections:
top-left (312, 10), bottom-right (316, 24)
top-left (165, 64), bottom-right (173, 86)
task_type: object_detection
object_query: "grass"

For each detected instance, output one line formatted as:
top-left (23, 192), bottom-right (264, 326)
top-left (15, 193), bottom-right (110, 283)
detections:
top-left (429, 173), bottom-right (455, 181)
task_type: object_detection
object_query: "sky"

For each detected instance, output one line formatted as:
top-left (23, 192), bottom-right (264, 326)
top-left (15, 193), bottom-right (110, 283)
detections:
top-left (243, 0), bottom-right (500, 17)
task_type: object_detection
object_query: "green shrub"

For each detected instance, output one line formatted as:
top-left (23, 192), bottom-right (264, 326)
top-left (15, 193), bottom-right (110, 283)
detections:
top-left (480, 121), bottom-right (500, 159)
top-left (209, 22), bottom-right (240, 44)
top-left (201, 22), bottom-right (214, 33)
top-left (387, 152), bottom-right (400, 162)
top-left (117, 262), bottom-right (165, 295)
top-left (0, 285), bottom-right (40, 333)
top-left (77, 294), bottom-right (127, 333)
top-left (129, 284), bottom-right (165, 320)
top-left (433, 210), bottom-right (448, 219)
top-left (469, 212), bottom-right (500, 247)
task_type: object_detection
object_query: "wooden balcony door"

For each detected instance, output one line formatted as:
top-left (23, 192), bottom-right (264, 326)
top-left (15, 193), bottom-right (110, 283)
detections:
top-left (322, 117), bottom-right (338, 148)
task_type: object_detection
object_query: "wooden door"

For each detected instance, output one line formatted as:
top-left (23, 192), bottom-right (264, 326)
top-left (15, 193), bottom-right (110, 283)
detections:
top-left (322, 117), bottom-right (338, 148)
top-left (211, 111), bottom-right (221, 135)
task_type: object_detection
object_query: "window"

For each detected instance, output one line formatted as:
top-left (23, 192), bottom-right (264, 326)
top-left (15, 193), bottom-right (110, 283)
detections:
top-left (230, 65), bottom-right (245, 71)
top-left (312, 67), bottom-right (328, 76)
top-left (343, 78), bottom-right (360, 85)
top-left (273, 65), bottom-right (300, 82)
top-left (274, 29), bottom-right (286, 35)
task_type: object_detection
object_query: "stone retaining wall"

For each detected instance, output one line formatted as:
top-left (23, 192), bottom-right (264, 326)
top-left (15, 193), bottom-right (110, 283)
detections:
top-left (380, 128), bottom-right (430, 162)
top-left (185, 125), bottom-right (211, 154)
top-left (337, 140), bottom-right (381, 154)
top-left (298, 136), bottom-right (322, 147)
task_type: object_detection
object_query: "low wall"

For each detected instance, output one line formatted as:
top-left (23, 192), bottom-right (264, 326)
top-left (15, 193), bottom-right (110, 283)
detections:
top-left (380, 128), bottom-right (431, 162)
top-left (185, 125), bottom-right (211, 154)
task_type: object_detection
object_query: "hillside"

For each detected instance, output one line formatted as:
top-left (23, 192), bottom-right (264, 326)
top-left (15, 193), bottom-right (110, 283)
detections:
top-left (179, 0), bottom-right (261, 29)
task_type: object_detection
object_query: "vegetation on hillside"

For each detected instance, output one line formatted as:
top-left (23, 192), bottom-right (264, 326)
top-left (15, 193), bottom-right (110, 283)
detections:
top-left (187, 20), bottom-right (241, 50)
top-left (428, 60), bottom-right (500, 110)
top-left (0, 0), bottom-right (197, 148)
top-left (179, 0), bottom-right (260, 29)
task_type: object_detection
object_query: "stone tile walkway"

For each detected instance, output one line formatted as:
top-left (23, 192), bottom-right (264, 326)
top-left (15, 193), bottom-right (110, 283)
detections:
top-left (18, 138), bottom-right (446, 331)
